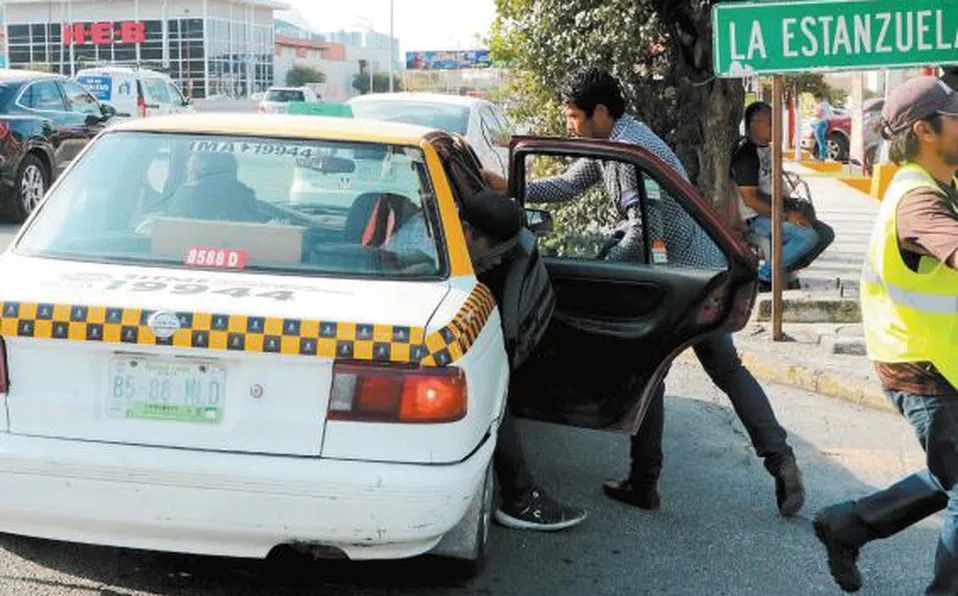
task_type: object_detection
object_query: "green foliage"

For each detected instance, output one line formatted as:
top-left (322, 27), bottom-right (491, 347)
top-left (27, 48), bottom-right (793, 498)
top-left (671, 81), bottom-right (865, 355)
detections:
top-left (285, 64), bottom-right (326, 87)
top-left (352, 72), bottom-right (405, 95)
top-left (489, 0), bottom-right (745, 242)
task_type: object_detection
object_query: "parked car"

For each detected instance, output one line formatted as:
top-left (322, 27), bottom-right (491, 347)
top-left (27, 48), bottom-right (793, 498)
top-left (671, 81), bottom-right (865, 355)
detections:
top-left (800, 100), bottom-right (884, 163)
top-left (0, 113), bottom-right (756, 575)
top-left (75, 66), bottom-right (193, 120)
top-left (347, 92), bottom-right (512, 177)
top-left (258, 86), bottom-right (319, 114)
top-left (0, 69), bottom-right (116, 221)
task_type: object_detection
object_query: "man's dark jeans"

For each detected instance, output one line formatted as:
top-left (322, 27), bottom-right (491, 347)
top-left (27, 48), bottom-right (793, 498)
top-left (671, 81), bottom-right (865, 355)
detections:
top-left (827, 389), bottom-right (958, 595)
top-left (495, 411), bottom-right (535, 504)
top-left (629, 333), bottom-right (794, 483)
top-left (788, 220), bottom-right (835, 273)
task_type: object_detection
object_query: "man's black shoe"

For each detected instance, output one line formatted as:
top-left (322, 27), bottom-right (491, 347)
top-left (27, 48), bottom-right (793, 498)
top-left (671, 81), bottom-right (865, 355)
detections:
top-left (813, 507), bottom-right (863, 593)
top-left (602, 479), bottom-right (660, 510)
top-left (772, 457), bottom-right (806, 517)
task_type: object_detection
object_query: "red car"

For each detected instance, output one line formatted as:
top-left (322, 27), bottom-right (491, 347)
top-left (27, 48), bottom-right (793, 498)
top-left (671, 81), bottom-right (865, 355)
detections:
top-left (801, 99), bottom-right (884, 165)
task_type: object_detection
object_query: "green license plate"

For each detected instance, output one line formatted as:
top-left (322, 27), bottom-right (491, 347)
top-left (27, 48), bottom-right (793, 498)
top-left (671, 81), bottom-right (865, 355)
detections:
top-left (108, 357), bottom-right (226, 423)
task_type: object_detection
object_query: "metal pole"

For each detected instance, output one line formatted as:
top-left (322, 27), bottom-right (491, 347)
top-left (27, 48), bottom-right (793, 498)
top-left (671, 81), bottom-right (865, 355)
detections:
top-left (162, 0), bottom-right (169, 68)
top-left (134, 0), bottom-right (141, 63)
top-left (771, 75), bottom-right (785, 341)
top-left (388, 0), bottom-right (394, 92)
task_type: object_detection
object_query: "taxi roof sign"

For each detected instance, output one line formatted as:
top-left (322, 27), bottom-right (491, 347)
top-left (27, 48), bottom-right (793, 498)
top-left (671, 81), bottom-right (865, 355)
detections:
top-left (286, 102), bottom-right (353, 118)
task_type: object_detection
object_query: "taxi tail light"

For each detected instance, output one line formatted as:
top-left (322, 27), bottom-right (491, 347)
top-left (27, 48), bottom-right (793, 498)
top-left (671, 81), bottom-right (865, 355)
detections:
top-left (328, 362), bottom-right (466, 423)
top-left (0, 336), bottom-right (9, 394)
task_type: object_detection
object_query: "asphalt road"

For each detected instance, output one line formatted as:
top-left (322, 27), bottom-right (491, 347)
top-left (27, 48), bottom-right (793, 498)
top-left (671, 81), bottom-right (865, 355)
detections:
top-left (0, 357), bottom-right (936, 595)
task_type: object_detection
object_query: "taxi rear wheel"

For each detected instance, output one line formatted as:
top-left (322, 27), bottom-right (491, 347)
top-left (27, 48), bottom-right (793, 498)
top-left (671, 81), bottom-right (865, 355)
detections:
top-left (429, 461), bottom-right (493, 578)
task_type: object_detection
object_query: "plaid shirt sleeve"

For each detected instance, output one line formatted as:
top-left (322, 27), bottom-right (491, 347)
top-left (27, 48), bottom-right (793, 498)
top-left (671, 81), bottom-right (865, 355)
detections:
top-left (527, 157), bottom-right (603, 203)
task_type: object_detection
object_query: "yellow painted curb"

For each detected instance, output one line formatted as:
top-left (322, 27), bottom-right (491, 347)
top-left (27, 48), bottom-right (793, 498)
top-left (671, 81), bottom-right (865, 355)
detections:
top-left (837, 176), bottom-right (872, 194)
top-left (675, 349), bottom-right (893, 413)
top-left (870, 163), bottom-right (899, 201)
top-left (800, 160), bottom-right (844, 173)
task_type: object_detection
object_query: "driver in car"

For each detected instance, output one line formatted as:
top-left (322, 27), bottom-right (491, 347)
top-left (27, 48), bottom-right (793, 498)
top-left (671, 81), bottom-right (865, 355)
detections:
top-left (482, 67), bottom-right (806, 519)
top-left (167, 151), bottom-right (262, 222)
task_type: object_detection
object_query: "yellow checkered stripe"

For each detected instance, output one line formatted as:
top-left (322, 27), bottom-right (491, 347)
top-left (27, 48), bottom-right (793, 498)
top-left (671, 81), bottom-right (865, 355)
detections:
top-left (0, 284), bottom-right (496, 367)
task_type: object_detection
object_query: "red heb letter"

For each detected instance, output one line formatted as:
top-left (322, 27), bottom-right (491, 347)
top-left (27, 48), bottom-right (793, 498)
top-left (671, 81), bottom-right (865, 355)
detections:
top-left (62, 23), bottom-right (88, 45)
top-left (90, 22), bottom-right (114, 45)
top-left (120, 21), bottom-right (146, 44)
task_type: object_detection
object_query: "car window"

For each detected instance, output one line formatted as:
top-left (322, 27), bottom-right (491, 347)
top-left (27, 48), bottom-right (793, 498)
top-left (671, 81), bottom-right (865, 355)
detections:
top-left (142, 78), bottom-right (172, 105)
top-left (0, 84), bottom-right (15, 107)
top-left (349, 101), bottom-right (470, 135)
top-left (17, 132), bottom-right (445, 279)
top-left (525, 155), bottom-right (727, 269)
top-left (265, 89), bottom-right (305, 102)
top-left (166, 81), bottom-right (186, 105)
top-left (22, 81), bottom-right (67, 112)
top-left (59, 80), bottom-right (101, 115)
top-left (479, 107), bottom-right (507, 147)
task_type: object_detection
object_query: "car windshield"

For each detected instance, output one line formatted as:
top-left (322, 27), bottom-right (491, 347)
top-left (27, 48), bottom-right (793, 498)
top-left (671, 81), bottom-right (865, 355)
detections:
top-left (349, 101), bottom-right (470, 135)
top-left (17, 132), bottom-right (445, 279)
top-left (266, 89), bottom-right (305, 102)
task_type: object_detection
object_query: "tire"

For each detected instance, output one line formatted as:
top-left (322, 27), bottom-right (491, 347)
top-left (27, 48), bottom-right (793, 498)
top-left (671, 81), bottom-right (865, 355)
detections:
top-left (827, 133), bottom-right (849, 163)
top-left (11, 153), bottom-right (49, 222)
top-left (429, 461), bottom-right (494, 578)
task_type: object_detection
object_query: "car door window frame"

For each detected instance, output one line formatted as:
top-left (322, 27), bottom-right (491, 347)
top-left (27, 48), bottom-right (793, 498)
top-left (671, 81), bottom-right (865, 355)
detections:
top-left (58, 80), bottom-right (102, 117)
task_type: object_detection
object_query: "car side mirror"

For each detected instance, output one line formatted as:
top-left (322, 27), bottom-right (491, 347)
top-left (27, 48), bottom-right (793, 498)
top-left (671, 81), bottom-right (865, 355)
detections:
top-left (100, 102), bottom-right (118, 119)
top-left (86, 113), bottom-right (105, 126)
top-left (524, 208), bottom-right (554, 236)
top-left (183, 96), bottom-right (193, 107)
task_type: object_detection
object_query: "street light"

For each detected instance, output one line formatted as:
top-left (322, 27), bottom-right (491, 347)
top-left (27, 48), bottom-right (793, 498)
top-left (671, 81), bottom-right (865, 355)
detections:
top-left (388, 0), bottom-right (394, 93)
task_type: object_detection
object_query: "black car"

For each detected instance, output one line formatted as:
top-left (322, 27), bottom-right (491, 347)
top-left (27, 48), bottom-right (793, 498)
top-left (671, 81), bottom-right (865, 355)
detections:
top-left (0, 69), bottom-right (116, 221)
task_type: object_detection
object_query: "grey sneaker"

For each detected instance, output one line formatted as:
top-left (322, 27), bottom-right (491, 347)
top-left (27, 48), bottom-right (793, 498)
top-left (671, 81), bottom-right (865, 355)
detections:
top-left (494, 487), bottom-right (587, 531)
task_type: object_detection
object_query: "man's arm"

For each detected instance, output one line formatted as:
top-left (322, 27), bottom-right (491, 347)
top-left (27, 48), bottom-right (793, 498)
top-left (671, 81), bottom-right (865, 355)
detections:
top-left (526, 157), bottom-right (603, 203)
top-left (897, 189), bottom-right (958, 270)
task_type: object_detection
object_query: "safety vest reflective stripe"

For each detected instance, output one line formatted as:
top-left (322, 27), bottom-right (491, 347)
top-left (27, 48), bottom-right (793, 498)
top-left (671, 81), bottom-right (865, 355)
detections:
top-left (863, 260), bottom-right (958, 315)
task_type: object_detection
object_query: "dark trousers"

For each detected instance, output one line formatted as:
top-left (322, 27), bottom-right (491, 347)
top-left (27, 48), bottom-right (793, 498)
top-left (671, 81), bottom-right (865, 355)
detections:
top-left (828, 389), bottom-right (958, 595)
top-left (495, 411), bottom-right (535, 504)
top-left (629, 333), bottom-right (794, 483)
top-left (787, 220), bottom-right (835, 273)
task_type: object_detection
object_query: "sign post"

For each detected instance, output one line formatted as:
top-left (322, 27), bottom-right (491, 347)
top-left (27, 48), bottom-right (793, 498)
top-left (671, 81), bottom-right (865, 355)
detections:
top-left (771, 75), bottom-right (785, 340)
top-left (713, 0), bottom-right (958, 342)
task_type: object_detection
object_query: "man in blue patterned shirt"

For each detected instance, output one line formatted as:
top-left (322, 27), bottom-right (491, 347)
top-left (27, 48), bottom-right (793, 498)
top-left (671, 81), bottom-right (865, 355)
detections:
top-left (484, 67), bottom-right (805, 517)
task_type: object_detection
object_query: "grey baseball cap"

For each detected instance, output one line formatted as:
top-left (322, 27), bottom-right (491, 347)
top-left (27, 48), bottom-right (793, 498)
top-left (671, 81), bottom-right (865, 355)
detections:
top-left (882, 76), bottom-right (958, 137)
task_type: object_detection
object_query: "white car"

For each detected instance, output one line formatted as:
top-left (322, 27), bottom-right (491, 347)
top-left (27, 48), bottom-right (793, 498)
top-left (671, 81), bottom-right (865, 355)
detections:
top-left (75, 67), bottom-right (193, 119)
top-left (258, 86), bottom-right (319, 114)
top-left (347, 92), bottom-right (512, 177)
top-left (0, 114), bottom-right (756, 575)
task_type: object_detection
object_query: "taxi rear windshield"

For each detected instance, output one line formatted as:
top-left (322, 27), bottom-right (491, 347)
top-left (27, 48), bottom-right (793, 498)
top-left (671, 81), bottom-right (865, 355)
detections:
top-left (17, 132), bottom-right (446, 279)
top-left (266, 89), bottom-right (305, 102)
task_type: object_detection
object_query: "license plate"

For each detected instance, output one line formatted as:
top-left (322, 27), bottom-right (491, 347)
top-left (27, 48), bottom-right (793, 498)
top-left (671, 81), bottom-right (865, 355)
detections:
top-left (108, 357), bottom-right (226, 424)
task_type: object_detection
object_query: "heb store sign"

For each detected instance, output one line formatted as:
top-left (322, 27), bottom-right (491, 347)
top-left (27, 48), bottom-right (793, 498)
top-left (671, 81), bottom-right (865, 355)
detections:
top-left (61, 21), bottom-right (147, 46)
top-left (712, 0), bottom-right (958, 77)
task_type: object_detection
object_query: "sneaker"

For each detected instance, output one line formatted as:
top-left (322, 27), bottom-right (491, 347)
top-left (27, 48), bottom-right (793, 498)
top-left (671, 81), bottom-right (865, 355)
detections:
top-left (772, 457), bottom-right (806, 517)
top-left (813, 506), bottom-right (863, 593)
top-left (494, 487), bottom-right (587, 531)
top-left (602, 478), bottom-right (661, 511)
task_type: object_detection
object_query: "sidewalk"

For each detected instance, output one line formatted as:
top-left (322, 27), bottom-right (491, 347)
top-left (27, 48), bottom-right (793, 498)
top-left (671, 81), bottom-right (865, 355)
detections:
top-left (694, 163), bottom-right (894, 413)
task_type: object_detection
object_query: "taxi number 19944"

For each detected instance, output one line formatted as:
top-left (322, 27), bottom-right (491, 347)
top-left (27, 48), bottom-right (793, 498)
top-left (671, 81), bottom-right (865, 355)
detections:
top-left (99, 279), bottom-right (295, 301)
top-left (189, 140), bottom-right (315, 158)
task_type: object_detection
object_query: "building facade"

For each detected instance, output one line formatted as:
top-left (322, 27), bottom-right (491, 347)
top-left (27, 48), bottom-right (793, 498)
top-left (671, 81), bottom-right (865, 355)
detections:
top-left (1, 0), bottom-right (285, 99)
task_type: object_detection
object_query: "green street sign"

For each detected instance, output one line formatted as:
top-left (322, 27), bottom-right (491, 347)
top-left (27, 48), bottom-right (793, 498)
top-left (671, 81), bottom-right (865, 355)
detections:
top-left (286, 102), bottom-right (353, 118)
top-left (712, 0), bottom-right (958, 77)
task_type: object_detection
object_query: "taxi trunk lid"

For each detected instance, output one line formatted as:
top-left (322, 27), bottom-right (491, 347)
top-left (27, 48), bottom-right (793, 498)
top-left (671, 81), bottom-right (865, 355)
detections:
top-left (0, 257), bottom-right (449, 456)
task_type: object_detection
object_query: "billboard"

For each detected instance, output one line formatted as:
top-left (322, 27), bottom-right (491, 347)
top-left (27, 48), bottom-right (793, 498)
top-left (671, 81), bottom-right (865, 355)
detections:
top-left (405, 49), bottom-right (491, 70)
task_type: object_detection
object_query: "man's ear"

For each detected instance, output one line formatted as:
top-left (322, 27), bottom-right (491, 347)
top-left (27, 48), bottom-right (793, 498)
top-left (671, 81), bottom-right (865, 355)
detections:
top-left (914, 119), bottom-right (939, 141)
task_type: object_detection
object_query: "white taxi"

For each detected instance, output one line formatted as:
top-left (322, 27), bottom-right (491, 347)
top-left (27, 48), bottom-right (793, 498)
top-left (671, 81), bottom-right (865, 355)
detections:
top-left (0, 114), bottom-right (757, 575)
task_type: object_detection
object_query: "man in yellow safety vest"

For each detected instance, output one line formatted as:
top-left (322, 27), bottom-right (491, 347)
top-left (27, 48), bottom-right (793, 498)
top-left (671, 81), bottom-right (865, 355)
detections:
top-left (813, 76), bottom-right (958, 594)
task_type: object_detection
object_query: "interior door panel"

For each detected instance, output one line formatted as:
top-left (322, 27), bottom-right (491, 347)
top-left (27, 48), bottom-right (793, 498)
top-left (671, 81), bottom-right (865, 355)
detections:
top-left (506, 137), bottom-right (757, 434)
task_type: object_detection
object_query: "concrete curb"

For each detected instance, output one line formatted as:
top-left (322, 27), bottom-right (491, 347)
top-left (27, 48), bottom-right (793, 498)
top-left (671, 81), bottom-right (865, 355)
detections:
top-left (676, 348), bottom-right (894, 414)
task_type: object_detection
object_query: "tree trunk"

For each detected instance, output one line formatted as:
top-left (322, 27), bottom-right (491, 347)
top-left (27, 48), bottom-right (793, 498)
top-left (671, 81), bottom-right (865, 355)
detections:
top-left (651, 0), bottom-right (745, 223)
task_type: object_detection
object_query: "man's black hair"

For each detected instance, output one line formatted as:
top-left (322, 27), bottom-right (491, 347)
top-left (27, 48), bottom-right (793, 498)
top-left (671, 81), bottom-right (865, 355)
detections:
top-left (887, 114), bottom-right (944, 165)
top-left (459, 191), bottom-right (523, 243)
top-left (560, 67), bottom-right (626, 119)
top-left (744, 101), bottom-right (772, 129)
